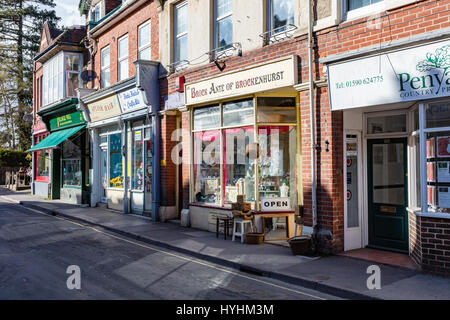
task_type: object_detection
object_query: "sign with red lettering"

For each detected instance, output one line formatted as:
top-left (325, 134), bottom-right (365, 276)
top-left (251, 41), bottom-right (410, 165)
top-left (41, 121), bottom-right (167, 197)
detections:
top-left (185, 56), bottom-right (296, 105)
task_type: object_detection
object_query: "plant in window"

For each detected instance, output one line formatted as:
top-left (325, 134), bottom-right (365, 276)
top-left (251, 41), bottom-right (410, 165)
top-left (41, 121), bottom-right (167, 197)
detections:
top-left (416, 45), bottom-right (450, 94)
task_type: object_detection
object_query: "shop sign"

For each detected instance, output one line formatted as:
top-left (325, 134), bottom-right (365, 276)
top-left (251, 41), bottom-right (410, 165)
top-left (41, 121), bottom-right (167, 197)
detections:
top-left (117, 87), bottom-right (147, 114)
top-left (87, 95), bottom-right (121, 122)
top-left (328, 40), bottom-right (450, 110)
top-left (260, 197), bottom-right (291, 212)
top-left (33, 120), bottom-right (47, 135)
top-left (49, 111), bottom-right (84, 131)
top-left (185, 56), bottom-right (297, 105)
top-left (164, 92), bottom-right (185, 110)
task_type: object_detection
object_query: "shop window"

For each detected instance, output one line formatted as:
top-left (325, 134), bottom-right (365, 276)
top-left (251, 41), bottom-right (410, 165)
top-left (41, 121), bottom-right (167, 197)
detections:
top-left (191, 97), bottom-right (299, 210)
top-left (35, 150), bottom-right (49, 182)
top-left (425, 102), bottom-right (450, 129)
top-left (62, 137), bottom-right (82, 187)
top-left (257, 97), bottom-right (296, 123)
top-left (267, 0), bottom-right (295, 35)
top-left (214, 0), bottom-right (233, 51)
top-left (367, 114), bottom-right (407, 134)
top-left (109, 133), bottom-right (123, 188)
top-left (223, 99), bottom-right (254, 127)
top-left (193, 105), bottom-right (220, 130)
top-left (193, 130), bottom-right (221, 204)
top-left (118, 35), bottom-right (129, 82)
top-left (101, 46), bottom-right (111, 88)
top-left (138, 20), bottom-right (152, 60)
top-left (223, 127), bottom-right (255, 204)
top-left (258, 126), bottom-right (297, 207)
top-left (174, 1), bottom-right (188, 64)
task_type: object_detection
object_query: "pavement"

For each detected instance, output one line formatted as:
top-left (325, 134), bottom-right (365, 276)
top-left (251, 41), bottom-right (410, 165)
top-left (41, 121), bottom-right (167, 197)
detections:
top-left (1, 187), bottom-right (450, 300)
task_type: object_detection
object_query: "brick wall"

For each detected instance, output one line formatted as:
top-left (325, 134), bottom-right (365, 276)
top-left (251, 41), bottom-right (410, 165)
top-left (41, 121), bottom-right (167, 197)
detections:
top-left (410, 214), bottom-right (450, 276)
top-left (92, 0), bottom-right (159, 89)
top-left (160, 114), bottom-right (177, 207)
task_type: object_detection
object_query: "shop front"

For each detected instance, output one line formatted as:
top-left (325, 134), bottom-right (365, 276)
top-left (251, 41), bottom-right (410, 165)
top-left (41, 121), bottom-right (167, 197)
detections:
top-left (83, 65), bottom-right (160, 219)
top-left (326, 38), bottom-right (450, 272)
top-left (32, 120), bottom-right (50, 197)
top-left (28, 98), bottom-right (90, 205)
top-left (185, 56), bottom-right (301, 239)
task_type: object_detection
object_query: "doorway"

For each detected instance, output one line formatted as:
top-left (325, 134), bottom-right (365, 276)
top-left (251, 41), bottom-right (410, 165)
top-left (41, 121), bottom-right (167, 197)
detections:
top-left (367, 138), bottom-right (409, 253)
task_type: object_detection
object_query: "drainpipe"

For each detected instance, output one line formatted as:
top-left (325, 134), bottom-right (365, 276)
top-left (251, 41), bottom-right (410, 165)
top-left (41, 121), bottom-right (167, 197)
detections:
top-left (308, 0), bottom-right (318, 231)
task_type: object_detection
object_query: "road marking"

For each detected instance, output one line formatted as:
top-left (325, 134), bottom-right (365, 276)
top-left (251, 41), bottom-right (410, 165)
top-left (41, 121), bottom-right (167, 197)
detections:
top-left (1, 199), bottom-right (328, 300)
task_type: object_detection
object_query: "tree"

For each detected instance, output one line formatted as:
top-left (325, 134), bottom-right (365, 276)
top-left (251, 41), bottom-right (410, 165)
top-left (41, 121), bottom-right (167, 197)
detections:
top-left (0, 0), bottom-right (60, 150)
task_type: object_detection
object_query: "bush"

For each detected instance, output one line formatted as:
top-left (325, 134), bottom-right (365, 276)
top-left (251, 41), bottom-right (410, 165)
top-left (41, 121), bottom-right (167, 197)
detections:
top-left (0, 148), bottom-right (30, 168)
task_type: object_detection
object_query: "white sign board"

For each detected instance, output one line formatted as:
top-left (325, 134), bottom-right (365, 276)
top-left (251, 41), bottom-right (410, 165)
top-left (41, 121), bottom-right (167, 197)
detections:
top-left (117, 87), bottom-right (147, 114)
top-left (328, 40), bottom-right (450, 110)
top-left (260, 197), bottom-right (291, 212)
top-left (185, 56), bottom-right (297, 105)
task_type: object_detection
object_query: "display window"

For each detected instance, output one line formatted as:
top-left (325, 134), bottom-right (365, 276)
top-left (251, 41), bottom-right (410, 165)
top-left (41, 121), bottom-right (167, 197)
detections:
top-left (109, 133), bottom-right (123, 188)
top-left (35, 149), bottom-right (49, 182)
top-left (191, 95), bottom-right (300, 210)
top-left (62, 134), bottom-right (82, 187)
top-left (406, 100), bottom-right (450, 215)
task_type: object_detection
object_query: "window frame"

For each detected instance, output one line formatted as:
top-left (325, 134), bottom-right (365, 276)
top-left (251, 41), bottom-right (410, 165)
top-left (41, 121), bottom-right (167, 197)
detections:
top-left (173, 1), bottom-right (188, 65)
top-left (266, 0), bottom-right (295, 37)
top-left (343, 0), bottom-right (385, 21)
top-left (101, 45), bottom-right (111, 88)
top-left (42, 51), bottom-right (82, 107)
top-left (118, 34), bottom-right (129, 82)
top-left (91, 2), bottom-right (102, 22)
top-left (138, 20), bottom-right (152, 60)
top-left (213, 0), bottom-right (233, 52)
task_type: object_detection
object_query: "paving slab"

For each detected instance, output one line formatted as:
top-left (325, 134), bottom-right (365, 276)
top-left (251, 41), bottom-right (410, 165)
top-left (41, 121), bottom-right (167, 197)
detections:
top-left (1, 187), bottom-right (450, 300)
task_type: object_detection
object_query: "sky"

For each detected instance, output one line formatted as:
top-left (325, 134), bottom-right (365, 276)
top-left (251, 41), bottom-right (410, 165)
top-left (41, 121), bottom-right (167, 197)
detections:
top-left (54, 0), bottom-right (85, 27)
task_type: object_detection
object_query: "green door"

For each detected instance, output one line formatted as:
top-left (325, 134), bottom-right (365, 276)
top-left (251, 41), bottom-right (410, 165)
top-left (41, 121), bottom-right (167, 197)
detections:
top-left (367, 138), bottom-right (408, 253)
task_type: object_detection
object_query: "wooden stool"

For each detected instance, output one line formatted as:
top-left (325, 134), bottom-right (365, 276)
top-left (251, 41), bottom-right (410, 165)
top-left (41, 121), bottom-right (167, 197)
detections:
top-left (232, 219), bottom-right (253, 243)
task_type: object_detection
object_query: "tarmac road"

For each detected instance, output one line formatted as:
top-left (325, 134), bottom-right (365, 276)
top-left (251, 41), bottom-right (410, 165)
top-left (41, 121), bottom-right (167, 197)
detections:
top-left (0, 198), bottom-right (339, 300)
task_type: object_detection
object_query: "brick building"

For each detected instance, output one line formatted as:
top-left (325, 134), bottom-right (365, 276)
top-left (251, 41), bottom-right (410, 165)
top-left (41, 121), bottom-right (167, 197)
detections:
top-left (76, 0), bottom-right (163, 219)
top-left (158, 0), bottom-right (450, 275)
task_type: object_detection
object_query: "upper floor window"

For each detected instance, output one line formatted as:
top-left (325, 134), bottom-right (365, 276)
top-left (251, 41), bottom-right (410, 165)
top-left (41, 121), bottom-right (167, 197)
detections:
top-left (268, 0), bottom-right (294, 34)
top-left (138, 20), bottom-right (151, 60)
top-left (214, 0), bottom-right (233, 50)
top-left (101, 46), bottom-right (110, 88)
top-left (91, 2), bottom-right (101, 22)
top-left (118, 35), bottom-right (129, 82)
top-left (347, 0), bottom-right (383, 11)
top-left (42, 52), bottom-right (82, 107)
top-left (174, 1), bottom-right (188, 64)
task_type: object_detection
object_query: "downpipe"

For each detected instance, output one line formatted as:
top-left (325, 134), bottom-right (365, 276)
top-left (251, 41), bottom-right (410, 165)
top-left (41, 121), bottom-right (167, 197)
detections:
top-left (308, 0), bottom-right (319, 250)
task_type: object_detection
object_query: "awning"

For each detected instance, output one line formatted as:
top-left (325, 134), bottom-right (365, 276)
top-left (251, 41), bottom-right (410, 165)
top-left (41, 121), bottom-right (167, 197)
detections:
top-left (27, 125), bottom-right (86, 152)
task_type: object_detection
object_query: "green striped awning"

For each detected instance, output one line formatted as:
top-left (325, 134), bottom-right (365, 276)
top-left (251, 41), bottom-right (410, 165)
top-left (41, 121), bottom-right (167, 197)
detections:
top-left (27, 125), bottom-right (86, 152)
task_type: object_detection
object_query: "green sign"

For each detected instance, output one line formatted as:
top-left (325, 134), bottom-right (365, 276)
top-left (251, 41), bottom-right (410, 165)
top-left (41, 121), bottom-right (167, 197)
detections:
top-left (49, 111), bottom-right (85, 131)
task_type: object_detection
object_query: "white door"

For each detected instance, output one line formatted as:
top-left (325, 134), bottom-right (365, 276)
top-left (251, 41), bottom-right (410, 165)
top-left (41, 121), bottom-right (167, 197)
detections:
top-left (344, 132), bottom-right (363, 251)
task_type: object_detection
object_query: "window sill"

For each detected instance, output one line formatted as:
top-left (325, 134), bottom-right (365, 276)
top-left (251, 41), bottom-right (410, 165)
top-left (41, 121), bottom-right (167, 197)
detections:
top-left (407, 207), bottom-right (450, 220)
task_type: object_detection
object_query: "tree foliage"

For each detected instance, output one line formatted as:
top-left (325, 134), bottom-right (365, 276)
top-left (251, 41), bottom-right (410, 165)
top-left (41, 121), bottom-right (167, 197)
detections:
top-left (0, 0), bottom-right (61, 151)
